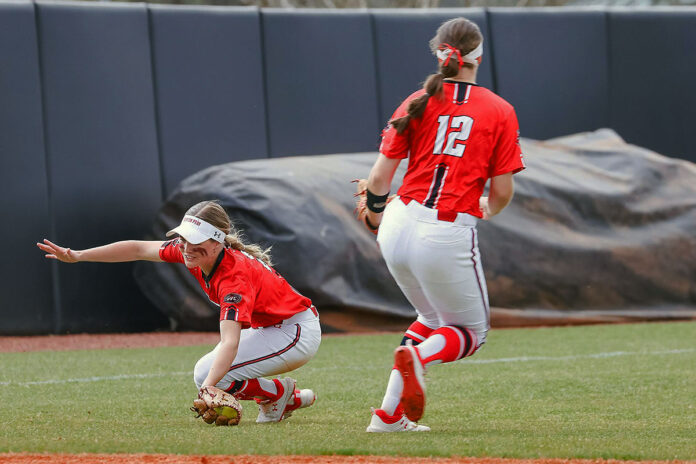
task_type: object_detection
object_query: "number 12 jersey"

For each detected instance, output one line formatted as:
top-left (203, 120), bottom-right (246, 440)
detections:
top-left (379, 80), bottom-right (526, 218)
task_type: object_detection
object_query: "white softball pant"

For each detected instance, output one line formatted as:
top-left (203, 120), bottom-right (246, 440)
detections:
top-left (377, 197), bottom-right (490, 345)
top-left (193, 307), bottom-right (321, 390)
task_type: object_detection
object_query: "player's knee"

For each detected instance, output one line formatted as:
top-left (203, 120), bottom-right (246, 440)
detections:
top-left (193, 359), bottom-right (209, 389)
top-left (447, 325), bottom-right (479, 359)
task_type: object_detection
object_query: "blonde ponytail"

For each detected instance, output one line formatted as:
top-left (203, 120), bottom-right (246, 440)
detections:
top-left (224, 233), bottom-right (273, 267)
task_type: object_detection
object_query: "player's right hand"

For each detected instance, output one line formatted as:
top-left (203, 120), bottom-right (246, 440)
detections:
top-left (37, 239), bottom-right (79, 263)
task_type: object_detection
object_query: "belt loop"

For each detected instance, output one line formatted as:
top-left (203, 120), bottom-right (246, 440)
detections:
top-left (437, 210), bottom-right (458, 222)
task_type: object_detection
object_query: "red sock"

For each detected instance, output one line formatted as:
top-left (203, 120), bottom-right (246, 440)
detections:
top-left (401, 320), bottom-right (435, 346)
top-left (231, 378), bottom-right (284, 402)
top-left (418, 325), bottom-right (478, 367)
top-left (377, 404), bottom-right (405, 423)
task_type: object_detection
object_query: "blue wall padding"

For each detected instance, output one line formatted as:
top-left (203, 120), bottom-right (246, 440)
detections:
top-left (371, 9), bottom-right (492, 127)
top-left (0, 1), bottom-right (55, 334)
top-left (262, 10), bottom-right (381, 156)
top-left (489, 8), bottom-right (610, 140)
top-left (609, 8), bottom-right (696, 163)
top-left (149, 5), bottom-right (269, 195)
top-left (1, 2), bottom-right (695, 334)
top-left (36, 1), bottom-right (166, 332)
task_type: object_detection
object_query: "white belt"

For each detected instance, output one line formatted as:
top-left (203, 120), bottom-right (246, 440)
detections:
top-left (281, 306), bottom-right (319, 326)
top-left (400, 197), bottom-right (477, 227)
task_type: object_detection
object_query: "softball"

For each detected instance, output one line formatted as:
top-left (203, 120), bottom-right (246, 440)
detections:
top-left (214, 406), bottom-right (241, 425)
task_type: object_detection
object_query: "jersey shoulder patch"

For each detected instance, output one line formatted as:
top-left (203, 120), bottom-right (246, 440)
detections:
top-left (223, 293), bottom-right (243, 305)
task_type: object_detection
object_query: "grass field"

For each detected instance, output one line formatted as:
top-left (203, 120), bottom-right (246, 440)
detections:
top-left (0, 321), bottom-right (694, 460)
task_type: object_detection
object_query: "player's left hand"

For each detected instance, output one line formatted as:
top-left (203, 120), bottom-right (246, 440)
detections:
top-left (191, 385), bottom-right (243, 426)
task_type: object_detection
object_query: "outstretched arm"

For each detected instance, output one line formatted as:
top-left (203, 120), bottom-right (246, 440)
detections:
top-left (36, 239), bottom-right (165, 264)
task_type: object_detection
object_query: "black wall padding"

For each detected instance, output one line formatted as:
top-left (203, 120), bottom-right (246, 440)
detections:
top-left (0, 2), bottom-right (54, 334)
top-left (371, 9), bottom-right (493, 127)
top-left (262, 10), bottom-right (381, 157)
top-left (37, 1), bottom-right (167, 333)
top-left (609, 9), bottom-right (696, 163)
top-left (149, 5), bottom-right (269, 196)
top-left (489, 8), bottom-right (610, 141)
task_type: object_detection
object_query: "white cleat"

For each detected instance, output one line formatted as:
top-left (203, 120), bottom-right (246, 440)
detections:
top-left (256, 377), bottom-right (296, 423)
top-left (366, 408), bottom-right (430, 433)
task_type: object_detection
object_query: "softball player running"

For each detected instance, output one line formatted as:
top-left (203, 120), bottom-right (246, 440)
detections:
top-left (358, 17), bottom-right (525, 432)
top-left (37, 200), bottom-right (320, 425)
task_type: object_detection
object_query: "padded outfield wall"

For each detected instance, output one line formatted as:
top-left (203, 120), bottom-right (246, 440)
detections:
top-left (1, 1), bottom-right (694, 334)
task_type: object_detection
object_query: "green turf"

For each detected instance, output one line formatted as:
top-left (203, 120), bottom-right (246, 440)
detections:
top-left (0, 321), bottom-right (694, 459)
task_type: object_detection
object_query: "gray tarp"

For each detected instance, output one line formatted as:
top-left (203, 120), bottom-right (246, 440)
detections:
top-left (134, 129), bottom-right (696, 330)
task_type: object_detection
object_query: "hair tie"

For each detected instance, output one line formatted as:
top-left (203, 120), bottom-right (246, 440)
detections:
top-left (436, 41), bottom-right (484, 67)
top-left (436, 43), bottom-right (464, 68)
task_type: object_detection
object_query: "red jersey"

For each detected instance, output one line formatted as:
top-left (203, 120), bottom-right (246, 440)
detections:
top-left (159, 239), bottom-right (313, 328)
top-left (379, 81), bottom-right (525, 218)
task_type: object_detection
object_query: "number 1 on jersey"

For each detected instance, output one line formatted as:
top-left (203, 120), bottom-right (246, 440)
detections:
top-left (433, 115), bottom-right (474, 158)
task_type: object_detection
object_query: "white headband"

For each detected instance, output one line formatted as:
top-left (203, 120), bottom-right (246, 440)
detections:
top-left (436, 40), bottom-right (484, 66)
top-left (165, 215), bottom-right (226, 244)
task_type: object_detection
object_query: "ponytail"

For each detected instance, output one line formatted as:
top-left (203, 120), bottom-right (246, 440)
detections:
top-left (390, 18), bottom-right (483, 135)
top-left (389, 46), bottom-right (462, 135)
top-left (224, 233), bottom-right (273, 267)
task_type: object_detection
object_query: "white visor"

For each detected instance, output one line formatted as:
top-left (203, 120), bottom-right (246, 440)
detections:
top-left (166, 215), bottom-right (226, 244)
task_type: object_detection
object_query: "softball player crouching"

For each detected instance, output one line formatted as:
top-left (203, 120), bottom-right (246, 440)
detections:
top-left (37, 200), bottom-right (320, 425)
top-left (357, 17), bottom-right (525, 432)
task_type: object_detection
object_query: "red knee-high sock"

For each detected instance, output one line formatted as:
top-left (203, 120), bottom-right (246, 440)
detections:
top-left (228, 378), bottom-right (284, 402)
top-left (417, 325), bottom-right (478, 367)
top-left (401, 320), bottom-right (436, 346)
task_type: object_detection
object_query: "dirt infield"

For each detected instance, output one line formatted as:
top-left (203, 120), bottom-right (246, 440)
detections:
top-left (1, 455), bottom-right (694, 464)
